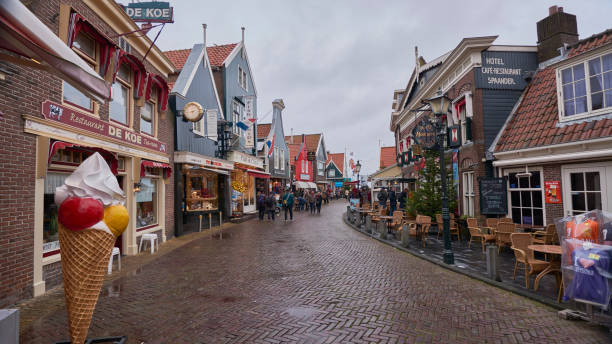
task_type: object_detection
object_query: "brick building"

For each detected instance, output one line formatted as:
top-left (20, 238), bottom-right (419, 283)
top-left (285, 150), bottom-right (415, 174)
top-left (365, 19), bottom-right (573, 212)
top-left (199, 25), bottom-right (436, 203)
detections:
top-left (391, 37), bottom-right (537, 220)
top-left (0, 0), bottom-right (174, 306)
top-left (492, 7), bottom-right (612, 225)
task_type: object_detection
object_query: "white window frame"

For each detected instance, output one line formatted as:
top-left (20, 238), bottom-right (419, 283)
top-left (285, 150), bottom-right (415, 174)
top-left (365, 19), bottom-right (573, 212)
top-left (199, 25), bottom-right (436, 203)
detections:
top-left (503, 167), bottom-right (546, 226)
top-left (462, 171), bottom-right (474, 216)
top-left (280, 149), bottom-right (285, 171)
top-left (317, 161), bottom-right (324, 176)
top-left (232, 100), bottom-right (243, 135)
top-left (328, 168), bottom-right (336, 178)
top-left (561, 161), bottom-right (611, 216)
top-left (556, 48), bottom-right (612, 122)
top-left (238, 66), bottom-right (248, 91)
top-left (193, 116), bottom-right (204, 136)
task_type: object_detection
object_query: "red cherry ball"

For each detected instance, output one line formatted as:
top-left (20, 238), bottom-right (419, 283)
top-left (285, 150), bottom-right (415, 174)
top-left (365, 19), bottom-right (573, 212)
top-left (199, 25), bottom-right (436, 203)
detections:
top-left (58, 197), bottom-right (104, 231)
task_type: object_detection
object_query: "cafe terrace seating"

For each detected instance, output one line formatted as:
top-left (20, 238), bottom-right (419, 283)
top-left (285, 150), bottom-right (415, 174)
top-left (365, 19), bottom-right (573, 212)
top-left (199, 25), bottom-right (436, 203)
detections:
top-left (496, 222), bottom-right (516, 253)
top-left (510, 233), bottom-right (549, 288)
top-left (532, 224), bottom-right (558, 245)
top-left (435, 214), bottom-right (461, 241)
top-left (388, 211), bottom-right (404, 233)
top-left (467, 218), bottom-right (495, 252)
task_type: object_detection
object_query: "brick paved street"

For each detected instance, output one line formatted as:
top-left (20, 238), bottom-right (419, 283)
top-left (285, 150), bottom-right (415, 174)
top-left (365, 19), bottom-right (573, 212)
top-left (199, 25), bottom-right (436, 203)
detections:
top-left (18, 201), bottom-right (611, 343)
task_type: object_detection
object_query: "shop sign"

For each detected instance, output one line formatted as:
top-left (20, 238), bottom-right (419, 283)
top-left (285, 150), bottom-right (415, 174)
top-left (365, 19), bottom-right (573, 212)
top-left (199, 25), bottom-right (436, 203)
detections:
top-left (545, 181), bottom-right (562, 204)
top-left (244, 127), bottom-right (254, 148)
top-left (244, 96), bottom-right (255, 120)
top-left (300, 173), bottom-right (310, 180)
top-left (475, 51), bottom-right (537, 90)
top-left (174, 151), bottom-right (234, 170)
top-left (122, 2), bottom-right (174, 23)
top-left (448, 125), bottom-right (461, 148)
top-left (42, 100), bottom-right (168, 153)
top-left (228, 150), bottom-right (263, 169)
top-left (479, 177), bottom-right (507, 215)
top-left (412, 118), bottom-right (437, 150)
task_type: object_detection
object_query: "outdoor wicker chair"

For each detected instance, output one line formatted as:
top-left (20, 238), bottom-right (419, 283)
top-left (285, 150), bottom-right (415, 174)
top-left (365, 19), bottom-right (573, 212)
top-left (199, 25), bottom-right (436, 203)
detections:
top-left (482, 218), bottom-right (498, 235)
top-left (416, 215), bottom-right (432, 247)
top-left (510, 233), bottom-right (549, 288)
top-left (467, 218), bottom-right (494, 252)
top-left (499, 217), bottom-right (513, 223)
top-left (496, 222), bottom-right (516, 253)
top-left (388, 211), bottom-right (404, 232)
top-left (532, 224), bottom-right (558, 245)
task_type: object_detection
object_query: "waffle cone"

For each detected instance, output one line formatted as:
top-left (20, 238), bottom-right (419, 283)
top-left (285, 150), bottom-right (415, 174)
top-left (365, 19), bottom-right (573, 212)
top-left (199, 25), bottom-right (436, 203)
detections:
top-left (59, 224), bottom-right (115, 343)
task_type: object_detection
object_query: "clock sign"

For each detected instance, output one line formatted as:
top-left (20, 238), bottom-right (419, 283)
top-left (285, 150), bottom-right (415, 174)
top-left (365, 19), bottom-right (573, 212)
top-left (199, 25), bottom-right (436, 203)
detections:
top-left (183, 102), bottom-right (204, 122)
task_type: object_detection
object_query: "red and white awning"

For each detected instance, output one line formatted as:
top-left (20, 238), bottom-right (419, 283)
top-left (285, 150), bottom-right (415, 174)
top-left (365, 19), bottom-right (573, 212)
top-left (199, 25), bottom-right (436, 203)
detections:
top-left (141, 159), bottom-right (172, 178)
top-left (0, 0), bottom-right (110, 102)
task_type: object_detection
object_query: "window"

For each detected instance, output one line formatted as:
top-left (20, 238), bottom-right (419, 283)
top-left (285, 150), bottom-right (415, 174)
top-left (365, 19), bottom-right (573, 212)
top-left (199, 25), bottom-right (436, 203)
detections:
top-left (507, 170), bottom-right (544, 226)
top-left (43, 173), bottom-right (68, 256)
top-left (141, 88), bottom-right (157, 136)
top-left (118, 37), bottom-right (131, 53)
top-left (559, 51), bottom-right (612, 120)
top-left (280, 149), bottom-right (285, 171)
top-left (568, 171), bottom-right (602, 215)
top-left (238, 66), bottom-right (248, 90)
top-left (185, 170), bottom-right (218, 211)
top-left (193, 117), bottom-right (203, 135)
top-left (63, 32), bottom-right (96, 112)
top-left (462, 172), bottom-right (474, 216)
top-left (136, 177), bottom-right (158, 228)
top-left (274, 147), bottom-right (279, 169)
top-left (109, 64), bottom-right (131, 125)
top-left (317, 161), bottom-right (324, 176)
top-left (328, 169), bottom-right (336, 177)
top-left (232, 100), bottom-right (244, 135)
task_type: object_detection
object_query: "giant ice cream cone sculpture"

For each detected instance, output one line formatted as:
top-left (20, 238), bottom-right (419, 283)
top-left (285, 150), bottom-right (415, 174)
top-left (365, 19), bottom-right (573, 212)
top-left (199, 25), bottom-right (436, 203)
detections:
top-left (55, 153), bottom-right (128, 343)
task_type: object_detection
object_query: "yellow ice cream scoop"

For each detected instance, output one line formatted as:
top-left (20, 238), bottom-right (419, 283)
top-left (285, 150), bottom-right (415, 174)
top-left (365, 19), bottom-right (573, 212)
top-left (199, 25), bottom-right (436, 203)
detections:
top-left (104, 205), bottom-right (129, 237)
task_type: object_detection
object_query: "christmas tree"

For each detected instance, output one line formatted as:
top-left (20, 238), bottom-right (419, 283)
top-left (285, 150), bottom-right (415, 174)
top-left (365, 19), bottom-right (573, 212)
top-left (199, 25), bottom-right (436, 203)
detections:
top-left (410, 149), bottom-right (457, 218)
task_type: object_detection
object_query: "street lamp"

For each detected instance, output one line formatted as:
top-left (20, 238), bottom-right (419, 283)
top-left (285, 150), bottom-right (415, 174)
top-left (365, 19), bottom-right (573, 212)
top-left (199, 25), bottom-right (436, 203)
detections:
top-left (425, 89), bottom-right (454, 265)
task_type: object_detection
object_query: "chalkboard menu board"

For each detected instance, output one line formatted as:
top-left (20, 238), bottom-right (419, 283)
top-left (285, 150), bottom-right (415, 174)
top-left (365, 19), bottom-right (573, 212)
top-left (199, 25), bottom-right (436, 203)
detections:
top-left (479, 177), bottom-right (507, 215)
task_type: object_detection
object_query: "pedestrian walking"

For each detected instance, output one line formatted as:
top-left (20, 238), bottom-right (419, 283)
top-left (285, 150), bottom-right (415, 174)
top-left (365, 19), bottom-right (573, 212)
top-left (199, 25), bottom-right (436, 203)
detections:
top-left (398, 188), bottom-right (408, 211)
top-left (306, 190), bottom-right (316, 214)
top-left (322, 190), bottom-right (328, 205)
top-left (315, 191), bottom-right (322, 214)
top-left (388, 188), bottom-right (397, 215)
top-left (282, 189), bottom-right (294, 221)
top-left (265, 193), bottom-right (276, 220)
top-left (256, 192), bottom-right (265, 220)
top-left (378, 187), bottom-right (388, 208)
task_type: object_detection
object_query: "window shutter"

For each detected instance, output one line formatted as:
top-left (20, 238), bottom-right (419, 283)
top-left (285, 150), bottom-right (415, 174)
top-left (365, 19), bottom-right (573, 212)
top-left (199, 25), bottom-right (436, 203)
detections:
top-left (206, 109), bottom-right (218, 141)
top-left (465, 92), bottom-right (473, 118)
top-left (465, 117), bottom-right (472, 141)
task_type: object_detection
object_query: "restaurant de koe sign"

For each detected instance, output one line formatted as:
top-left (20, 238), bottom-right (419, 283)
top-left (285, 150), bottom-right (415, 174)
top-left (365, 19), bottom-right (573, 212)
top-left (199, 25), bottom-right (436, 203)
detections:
top-left (121, 2), bottom-right (174, 23)
top-left (479, 177), bottom-right (507, 215)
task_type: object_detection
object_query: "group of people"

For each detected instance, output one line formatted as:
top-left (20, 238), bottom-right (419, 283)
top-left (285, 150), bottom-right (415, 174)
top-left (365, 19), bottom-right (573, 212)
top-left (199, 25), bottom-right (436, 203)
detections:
top-left (257, 187), bottom-right (335, 222)
top-left (376, 187), bottom-right (409, 215)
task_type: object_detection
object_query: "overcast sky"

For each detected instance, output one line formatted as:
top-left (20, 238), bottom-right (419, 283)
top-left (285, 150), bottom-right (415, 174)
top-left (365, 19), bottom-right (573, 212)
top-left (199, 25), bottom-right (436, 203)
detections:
top-left (153, 0), bottom-right (612, 176)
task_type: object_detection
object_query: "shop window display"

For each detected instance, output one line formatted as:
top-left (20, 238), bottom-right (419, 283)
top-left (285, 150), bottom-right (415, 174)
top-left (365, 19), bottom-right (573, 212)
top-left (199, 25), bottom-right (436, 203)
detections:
top-left (185, 170), bottom-right (218, 211)
top-left (136, 177), bottom-right (158, 228)
top-left (43, 173), bottom-right (68, 255)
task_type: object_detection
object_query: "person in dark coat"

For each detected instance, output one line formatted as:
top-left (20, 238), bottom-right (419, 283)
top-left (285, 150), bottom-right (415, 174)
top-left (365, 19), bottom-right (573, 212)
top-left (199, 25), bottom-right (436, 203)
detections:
top-left (388, 188), bottom-right (397, 215)
top-left (315, 191), bottom-right (323, 214)
top-left (265, 193), bottom-right (276, 220)
top-left (398, 188), bottom-right (408, 211)
top-left (282, 189), bottom-right (294, 221)
top-left (256, 192), bottom-right (266, 220)
top-left (378, 188), bottom-right (388, 207)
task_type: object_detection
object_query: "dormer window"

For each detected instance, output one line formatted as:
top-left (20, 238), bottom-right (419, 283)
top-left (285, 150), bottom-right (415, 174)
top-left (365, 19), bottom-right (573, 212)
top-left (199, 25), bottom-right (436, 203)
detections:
top-left (558, 51), bottom-right (612, 121)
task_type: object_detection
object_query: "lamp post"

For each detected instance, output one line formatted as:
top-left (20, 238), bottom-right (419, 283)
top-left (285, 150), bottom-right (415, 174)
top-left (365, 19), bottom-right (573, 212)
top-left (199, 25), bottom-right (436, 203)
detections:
top-left (425, 90), bottom-right (454, 265)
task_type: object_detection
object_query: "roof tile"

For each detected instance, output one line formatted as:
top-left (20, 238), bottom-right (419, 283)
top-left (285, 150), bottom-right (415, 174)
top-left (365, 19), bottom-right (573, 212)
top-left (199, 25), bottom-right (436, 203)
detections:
top-left (327, 153), bottom-right (345, 174)
top-left (163, 49), bottom-right (191, 70)
top-left (207, 43), bottom-right (238, 67)
top-left (257, 123), bottom-right (271, 139)
top-left (380, 146), bottom-right (396, 169)
top-left (285, 134), bottom-right (321, 154)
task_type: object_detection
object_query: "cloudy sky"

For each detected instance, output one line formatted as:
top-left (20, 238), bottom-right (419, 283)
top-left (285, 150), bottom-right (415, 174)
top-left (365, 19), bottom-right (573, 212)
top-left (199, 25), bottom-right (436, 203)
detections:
top-left (153, 0), bottom-right (612, 176)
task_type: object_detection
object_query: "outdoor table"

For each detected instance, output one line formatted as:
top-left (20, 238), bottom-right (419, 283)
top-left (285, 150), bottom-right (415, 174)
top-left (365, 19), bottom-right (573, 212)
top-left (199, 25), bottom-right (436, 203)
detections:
top-left (356, 208), bottom-right (374, 225)
top-left (517, 224), bottom-right (544, 233)
top-left (378, 215), bottom-right (394, 233)
top-left (528, 244), bottom-right (563, 302)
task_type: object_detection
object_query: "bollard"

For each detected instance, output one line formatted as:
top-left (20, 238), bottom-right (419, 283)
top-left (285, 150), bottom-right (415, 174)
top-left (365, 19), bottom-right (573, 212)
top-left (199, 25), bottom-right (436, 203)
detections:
top-left (199, 215), bottom-right (203, 232)
top-left (401, 224), bottom-right (410, 247)
top-left (378, 222), bottom-right (386, 240)
top-left (0, 309), bottom-right (19, 344)
top-left (365, 215), bottom-right (372, 233)
top-left (219, 211), bottom-right (223, 239)
top-left (486, 245), bottom-right (501, 281)
top-left (208, 213), bottom-right (212, 230)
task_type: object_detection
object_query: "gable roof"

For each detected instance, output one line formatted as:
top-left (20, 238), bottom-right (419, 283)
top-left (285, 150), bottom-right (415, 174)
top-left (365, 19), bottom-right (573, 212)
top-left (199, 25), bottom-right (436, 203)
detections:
top-left (288, 143), bottom-right (303, 162)
top-left (494, 31), bottom-right (612, 153)
top-left (257, 123), bottom-right (271, 139)
top-left (380, 146), bottom-right (396, 170)
top-left (285, 134), bottom-right (321, 153)
top-left (326, 153), bottom-right (345, 174)
top-left (207, 43), bottom-right (238, 67)
top-left (164, 48), bottom-right (191, 70)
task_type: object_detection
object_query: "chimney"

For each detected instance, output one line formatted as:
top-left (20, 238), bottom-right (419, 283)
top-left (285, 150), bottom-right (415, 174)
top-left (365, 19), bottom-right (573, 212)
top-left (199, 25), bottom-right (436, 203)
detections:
top-left (241, 27), bottom-right (245, 43)
top-left (536, 6), bottom-right (578, 62)
top-left (302, 134), bottom-right (305, 144)
top-left (202, 24), bottom-right (207, 67)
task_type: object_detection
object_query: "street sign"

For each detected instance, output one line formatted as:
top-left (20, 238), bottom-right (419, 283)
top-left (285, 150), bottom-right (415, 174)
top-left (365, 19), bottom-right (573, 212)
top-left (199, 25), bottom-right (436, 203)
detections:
top-left (412, 118), bottom-right (437, 149)
top-left (122, 2), bottom-right (174, 23)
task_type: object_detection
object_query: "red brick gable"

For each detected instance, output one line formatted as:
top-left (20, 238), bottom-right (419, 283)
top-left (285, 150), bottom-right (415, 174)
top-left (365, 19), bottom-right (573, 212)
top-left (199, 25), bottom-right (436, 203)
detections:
top-left (163, 48), bottom-right (191, 70)
top-left (495, 35), bottom-right (612, 152)
top-left (380, 146), bottom-right (396, 169)
top-left (257, 123), bottom-right (271, 139)
top-left (207, 43), bottom-right (238, 67)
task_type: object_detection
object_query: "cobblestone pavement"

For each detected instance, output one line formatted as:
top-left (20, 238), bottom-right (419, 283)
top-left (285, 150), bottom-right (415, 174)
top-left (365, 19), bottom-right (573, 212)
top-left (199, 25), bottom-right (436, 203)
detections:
top-left (19, 201), bottom-right (612, 343)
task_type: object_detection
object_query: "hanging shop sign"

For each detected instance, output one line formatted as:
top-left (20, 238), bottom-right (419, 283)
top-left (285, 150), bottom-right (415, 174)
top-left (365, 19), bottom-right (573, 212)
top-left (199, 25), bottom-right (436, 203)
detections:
top-left (412, 118), bottom-right (437, 150)
top-left (41, 100), bottom-right (168, 153)
top-left (122, 2), bottom-right (174, 23)
top-left (545, 181), bottom-right (562, 204)
top-left (174, 151), bottom-right (234, 170)
top-left (448, 125), bottom-right (461, 148)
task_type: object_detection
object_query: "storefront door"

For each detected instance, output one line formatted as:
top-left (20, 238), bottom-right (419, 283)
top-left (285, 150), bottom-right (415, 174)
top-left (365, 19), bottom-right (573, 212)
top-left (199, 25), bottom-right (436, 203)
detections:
top-left (562, 166), bottom-right (608, 216)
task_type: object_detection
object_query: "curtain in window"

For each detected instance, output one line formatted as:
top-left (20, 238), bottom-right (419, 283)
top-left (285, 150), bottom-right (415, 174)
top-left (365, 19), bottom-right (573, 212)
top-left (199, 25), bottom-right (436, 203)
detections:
top-left (67, 12), bottom-right (116, 78)
top-left (145, 73), bottom-right (169, 112)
